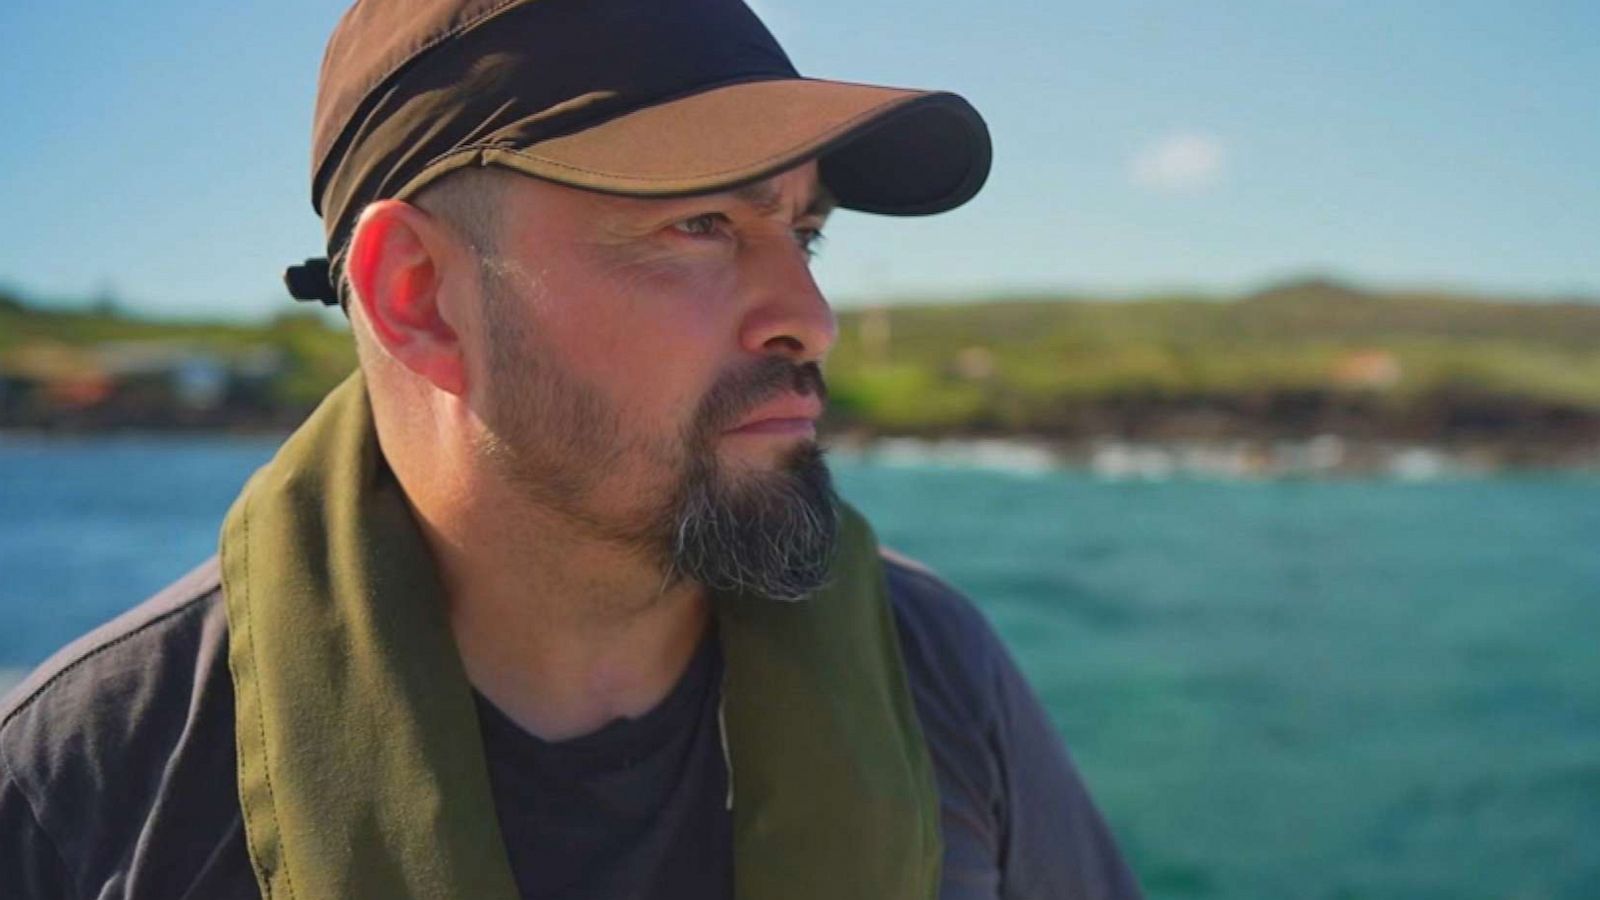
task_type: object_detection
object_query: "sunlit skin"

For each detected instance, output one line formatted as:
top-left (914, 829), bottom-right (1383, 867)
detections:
top-left (343, 160), bottom-right (836, 740)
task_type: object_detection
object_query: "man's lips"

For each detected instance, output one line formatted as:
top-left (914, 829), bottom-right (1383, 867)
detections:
top-left (723, 395), bottom-right (824, 435)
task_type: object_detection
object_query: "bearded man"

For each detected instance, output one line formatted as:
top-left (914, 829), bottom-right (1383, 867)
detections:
top-left (0, 1), bottom-right (1142, 898)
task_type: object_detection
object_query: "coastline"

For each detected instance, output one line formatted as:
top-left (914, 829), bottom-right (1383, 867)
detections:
top-left (6, 424), bottom-right (1594, 480)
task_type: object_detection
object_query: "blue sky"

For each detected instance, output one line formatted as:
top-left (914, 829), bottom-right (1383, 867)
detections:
top-left (1, 1), bottom-right (1596, 320)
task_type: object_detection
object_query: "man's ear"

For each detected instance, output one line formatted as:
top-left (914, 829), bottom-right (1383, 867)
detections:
top-left (345, 199), bottom-right (468, 395)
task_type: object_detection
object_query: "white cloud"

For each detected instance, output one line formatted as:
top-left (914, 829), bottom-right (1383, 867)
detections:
top-left (1130, 132), bottom-right (1225, 193)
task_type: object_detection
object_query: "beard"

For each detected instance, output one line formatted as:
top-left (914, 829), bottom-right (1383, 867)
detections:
top-left (471, 263), bottom-right (839, 603)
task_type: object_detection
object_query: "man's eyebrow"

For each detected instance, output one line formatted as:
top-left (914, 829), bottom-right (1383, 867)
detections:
top-left (730, 178), bottom-right (837, 219)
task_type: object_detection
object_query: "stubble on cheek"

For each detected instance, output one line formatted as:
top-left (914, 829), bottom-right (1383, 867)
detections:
top-left (478, 329), bottom-right (687, 552)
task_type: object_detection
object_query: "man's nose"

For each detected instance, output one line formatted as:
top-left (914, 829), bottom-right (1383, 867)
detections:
top-left (737, 240), bottom-right (838, 363)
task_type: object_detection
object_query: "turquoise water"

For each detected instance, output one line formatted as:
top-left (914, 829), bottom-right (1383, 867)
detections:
top-left (2, 435), bottom-right (1597, 899)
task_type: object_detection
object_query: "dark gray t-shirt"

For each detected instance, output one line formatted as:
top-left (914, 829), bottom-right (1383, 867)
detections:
top-left (0, 553), bottom-right (1142, 899)
top-left (475, 627), bottom-right (732, 900)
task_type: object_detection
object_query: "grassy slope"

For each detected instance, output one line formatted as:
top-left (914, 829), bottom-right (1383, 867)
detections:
top-left (826, 279), bottom-right (1600, 433)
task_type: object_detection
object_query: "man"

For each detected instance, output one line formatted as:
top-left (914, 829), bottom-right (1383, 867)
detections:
top-left (0, 0), bottom-right (1142, 897)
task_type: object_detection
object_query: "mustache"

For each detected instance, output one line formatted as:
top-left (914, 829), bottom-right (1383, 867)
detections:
top-left (696, 357), bottom-right (828, 436)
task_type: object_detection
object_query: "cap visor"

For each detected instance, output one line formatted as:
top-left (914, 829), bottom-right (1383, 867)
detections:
top-left (475, 78), bottom-right (991, 216)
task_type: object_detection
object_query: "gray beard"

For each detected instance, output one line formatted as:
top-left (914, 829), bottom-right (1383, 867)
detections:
top-left (665, 438), bottom-right (839, 603)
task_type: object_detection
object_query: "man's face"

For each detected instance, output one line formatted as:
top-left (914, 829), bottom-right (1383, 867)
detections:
top-left (462, 160), bottom-right (840, 602)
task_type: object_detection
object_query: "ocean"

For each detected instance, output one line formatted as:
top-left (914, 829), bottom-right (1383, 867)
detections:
top-left (2, 434), bottom-right (1597, 898)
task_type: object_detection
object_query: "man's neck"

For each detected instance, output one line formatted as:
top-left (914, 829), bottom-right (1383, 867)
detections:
top-left (405, 474), bottom-right (712, 743)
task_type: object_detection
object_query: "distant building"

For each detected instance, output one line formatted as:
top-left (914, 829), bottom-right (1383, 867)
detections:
top-left (954, 346), bottom-right (995, 381)
top-left (95, 342), bottom-right (230, 412)
top-left (0, 338), bottom-right (288, 428)
top-left (1330, 349), bottom-right (1402, 389)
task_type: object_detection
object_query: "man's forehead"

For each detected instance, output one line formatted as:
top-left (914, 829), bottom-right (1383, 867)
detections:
top-left (728, 168), bottom-right (836, 219)
top-left (496, 159), bottom-right (835, 223)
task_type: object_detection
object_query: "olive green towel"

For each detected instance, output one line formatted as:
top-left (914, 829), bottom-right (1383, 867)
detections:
top-left (220, 371), bottom-right (941, 899)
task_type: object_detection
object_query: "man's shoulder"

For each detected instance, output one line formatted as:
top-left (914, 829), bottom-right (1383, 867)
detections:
top-left (876, 549), bottom-right (1147, 899)
top-left (1, 557), bottom-right (224, 731)
top-left (879, 547), bottom-right (998, 644)
top-left (878, 549), bottom-right (1009, 731)
top-left (0, 557), bottom-right (229, 803)
top-left (0, 558), bottom-right (256, 898)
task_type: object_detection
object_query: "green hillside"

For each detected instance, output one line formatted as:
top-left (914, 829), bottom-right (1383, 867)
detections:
top-left (4, 278), bottom-right (1599, 440)
top-left (826, 279), bottom-right (1600, 437)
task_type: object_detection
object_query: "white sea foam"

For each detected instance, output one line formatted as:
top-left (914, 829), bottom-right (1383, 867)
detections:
top-left (838, 435), bottom-right (1507, 481)
top-left (862, 437), bottom-right (1060, 476)
top-left (1082, 437), bottom-right (1495, 482)
top-left (1389, 447), bottom-right (1449, 481)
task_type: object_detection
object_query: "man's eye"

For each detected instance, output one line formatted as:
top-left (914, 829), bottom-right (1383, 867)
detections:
top-left (672, 213), bottom-right (727, 237)
top-left (795, 227), bottom-right (826, 260)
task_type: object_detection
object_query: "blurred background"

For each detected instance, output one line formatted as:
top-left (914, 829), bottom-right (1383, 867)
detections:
top-left (2, 1), bottom-right (1597, 897)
